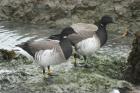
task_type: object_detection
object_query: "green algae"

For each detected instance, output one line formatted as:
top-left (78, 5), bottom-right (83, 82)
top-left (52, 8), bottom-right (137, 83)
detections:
top-left (0, 49), bottom-right (16, 61)
top-left (0, 44), bottom-right (132, 93)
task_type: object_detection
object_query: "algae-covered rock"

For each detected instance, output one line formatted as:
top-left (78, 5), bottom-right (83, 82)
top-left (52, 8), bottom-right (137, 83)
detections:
top-left (0, 49), bottom-right (16, 61)
top-left (0, 49), bottom-right (132, 93)
top-left (124, 31), bottom-right (140, 84)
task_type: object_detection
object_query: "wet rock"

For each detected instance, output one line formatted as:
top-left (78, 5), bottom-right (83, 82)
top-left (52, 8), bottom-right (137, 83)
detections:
top-left (110, 80), bottom-right (140, 93)
top-left (114, 4), bottom-right (127, 16)
top-left (0, 69), bottom-right (32, 92)
top-left (0, 48), bottom-right (131, 93)
top-left (124, 31), bottom-right (140, 84)
top-left (0, 0), bottom-right (139, 31)
top-left (116, 81), bottom-right (133, 90)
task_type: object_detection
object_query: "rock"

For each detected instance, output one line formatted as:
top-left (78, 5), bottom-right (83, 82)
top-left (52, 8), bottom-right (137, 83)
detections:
top-left (0, 0), bottom-right (139, 31)
top-left (124, 31), bottom-right (140, 84)
top-left (114, 4), bottom-right (127, 16)
top-left (109, 81), bottom-right (140, 93)
top-left (135, 31), bottom-right (140, 38)
top-left (0, 47), bottom-right (131, 93)
top-left (0, 49), bottom-right (16, 61)
top-left (113, 0), bottom-right (122, 3)
top-left (116, 81), bottom-right (133, 89)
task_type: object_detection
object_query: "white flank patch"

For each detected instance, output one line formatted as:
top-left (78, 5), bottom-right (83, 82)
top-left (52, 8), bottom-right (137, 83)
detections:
top-left (35, 49), bottom-right (65, 67)
top-left (76, 35), bottom-right (100, 56)
top-left (110, 89), bottom-right (120, 93)
top-left (13, 47), bottom-right (34, 61)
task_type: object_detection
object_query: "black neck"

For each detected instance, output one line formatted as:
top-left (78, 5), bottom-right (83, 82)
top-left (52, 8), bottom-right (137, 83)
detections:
top-left (59, 37), bottom-right (73, 60)
top-left (96, 23), bottom-right (107, 47)
top-left (16, 41), bottom-right (35, 57)
top-left (26, 47), bottom-right (34, 57)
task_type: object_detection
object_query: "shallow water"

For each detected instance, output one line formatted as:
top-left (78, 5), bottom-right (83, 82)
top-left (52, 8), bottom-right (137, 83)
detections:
top-left (0, 21), bottom-right (134, 93)
top-left (0, 21), bottom-right (61, 49)
top-left (0, 21), bottom-right (133, 54)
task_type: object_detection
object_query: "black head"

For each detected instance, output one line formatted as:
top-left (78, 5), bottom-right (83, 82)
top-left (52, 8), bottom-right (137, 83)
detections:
top-left (16, 41), bottom-right (30, 50)
top-left (48, 34), bottom-right (61, 40)
top-left (61, 27), bottom-right (75, 36)
top-left (100, 15), bottom-right (114, 25)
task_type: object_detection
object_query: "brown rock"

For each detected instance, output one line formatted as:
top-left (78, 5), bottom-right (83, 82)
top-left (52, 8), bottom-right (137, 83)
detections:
top-left (124, 31), bottom-right (140, 84)
top-left (135, 31), bottom-right (140, 38)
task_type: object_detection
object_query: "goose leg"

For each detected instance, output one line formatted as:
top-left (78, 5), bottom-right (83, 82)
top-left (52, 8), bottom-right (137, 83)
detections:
top-left (47, 66), bottom-right (52, 76)
top-left (73, 53), bottom-right (77, 67)
top-left (47, 65), bottom-right (58, 76)
top-left (76, 55), bottom-right (87, 67)
top-left (73, 53), bottom-right (80, 67)
top-left (83, 56), bottom-right (87, 62)
top-left (83, 55), bottom-right (87, 65)
top-left (42, 67), bottom-right (46, 76)
top-left (83, 56), bottom-right (90, 68)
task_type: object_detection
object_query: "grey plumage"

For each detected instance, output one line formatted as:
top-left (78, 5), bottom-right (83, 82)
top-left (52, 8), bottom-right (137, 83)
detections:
top-left (68, 23), bottom-right (98, 44)
top-left (67, 16), bottom-right (114, 67)
top-left (28, 40), bottom-right (65, 59)
top-left (16, 29), bottom-right (75, 75)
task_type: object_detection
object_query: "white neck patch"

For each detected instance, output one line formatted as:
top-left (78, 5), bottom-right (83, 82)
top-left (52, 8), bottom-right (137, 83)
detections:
top-left (63, 36), bottom-right (67, 38)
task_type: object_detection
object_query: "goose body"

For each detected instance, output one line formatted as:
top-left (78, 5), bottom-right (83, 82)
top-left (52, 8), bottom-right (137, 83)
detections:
top-left (69, 23), bottom-right (98, 44)
top-left (31, 40), bottom-right (66, 67)
top-left (16, 29), bottom-right (75, 75)
top-left (68, 23), bottom-right (106, 56)
top-left (76, 34), bottom-right (100, 56)
top-left (67, 15), bottom-right (114, 66)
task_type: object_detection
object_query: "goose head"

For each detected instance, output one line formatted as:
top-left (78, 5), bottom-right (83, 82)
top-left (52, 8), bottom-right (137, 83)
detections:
top-left (61, 27), bottom-right (75, 37)
top-left (49, 27), bottom-right (75, 41)
top-left (100, 15), bottom-right (114, 25)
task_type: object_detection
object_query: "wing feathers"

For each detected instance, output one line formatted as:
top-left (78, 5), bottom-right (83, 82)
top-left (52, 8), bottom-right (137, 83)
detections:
top-left (69, 23), bottom-right (98, 44)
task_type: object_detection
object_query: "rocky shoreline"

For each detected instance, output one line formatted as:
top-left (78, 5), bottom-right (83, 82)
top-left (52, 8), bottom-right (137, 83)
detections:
top-left (0, 0), bottom-right (140, 93)
top-left (0, 0), bottom-right (139, 30)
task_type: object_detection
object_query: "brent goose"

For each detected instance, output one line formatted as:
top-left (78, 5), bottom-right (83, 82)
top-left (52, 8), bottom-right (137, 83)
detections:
top-left (15, 28), bottom-right (75, 76)
top-left (67, 15), bottom-right (114, 66)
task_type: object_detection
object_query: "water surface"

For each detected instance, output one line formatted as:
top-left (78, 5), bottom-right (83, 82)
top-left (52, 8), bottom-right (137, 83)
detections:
top-left (0, 22), bottom-right (61, 49)
top-left (0, 21), bottom-right (133, 55)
